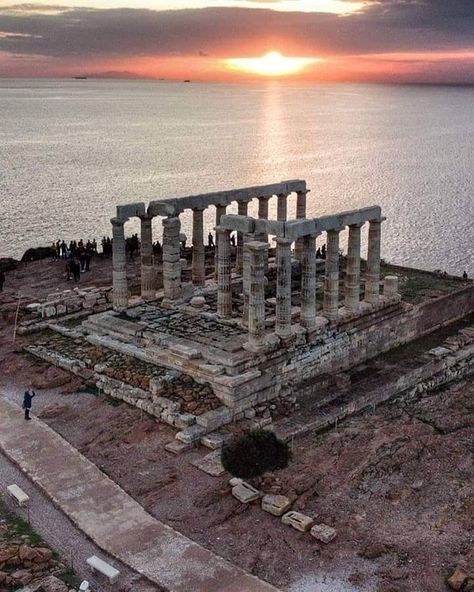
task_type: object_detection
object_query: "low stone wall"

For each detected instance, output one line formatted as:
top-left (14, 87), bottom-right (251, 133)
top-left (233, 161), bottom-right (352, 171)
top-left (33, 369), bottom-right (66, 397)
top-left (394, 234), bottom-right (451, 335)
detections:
top-left (26, 286), bottom-right (113, 320)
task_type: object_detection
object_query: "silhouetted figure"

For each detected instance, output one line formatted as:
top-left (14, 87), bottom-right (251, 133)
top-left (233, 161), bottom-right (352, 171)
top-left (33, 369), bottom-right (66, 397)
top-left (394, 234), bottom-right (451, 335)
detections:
top-left (70, 258), bottom-right (81, 282)
top-left (65, 259), bottom-right (72, 281)
top-left (230, 233), bottom-right (236, 247)
top-left (60, 241), bottom-right (68, 259)
top-left (316, 247), bottom-right (322, 259)
top-left (321, 244), bottom-right (326, 259)
top-left (208, 233), bottom-right (215, 248)
top-left (85, 246), bottom-right (93, 272)
top-left (0, 270), bottom-right (5, 292)
top-left (463, 271), bottom-right (468, 280)
top-left (180, 234), bottom-right (187, 250)
top-left (23, 388), bottom-right (36, 420)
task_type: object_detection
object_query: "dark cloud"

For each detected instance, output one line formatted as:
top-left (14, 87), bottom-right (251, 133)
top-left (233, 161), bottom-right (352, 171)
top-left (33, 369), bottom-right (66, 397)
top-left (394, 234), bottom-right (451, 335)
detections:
top-left (0, 1), bottom-right (472, 62)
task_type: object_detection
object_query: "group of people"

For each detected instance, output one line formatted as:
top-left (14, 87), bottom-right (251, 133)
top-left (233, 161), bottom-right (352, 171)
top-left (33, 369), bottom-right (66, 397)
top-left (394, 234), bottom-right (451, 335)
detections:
top-left (207, 232), bottom-right (237, 248)
top-left (51, 238), bottom-right (100, 283)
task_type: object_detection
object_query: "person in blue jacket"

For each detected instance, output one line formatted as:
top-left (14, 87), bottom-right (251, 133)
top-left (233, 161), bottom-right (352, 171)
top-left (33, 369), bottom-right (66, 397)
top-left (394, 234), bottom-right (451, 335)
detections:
top-left (23, 388), bottom-right (36, 420)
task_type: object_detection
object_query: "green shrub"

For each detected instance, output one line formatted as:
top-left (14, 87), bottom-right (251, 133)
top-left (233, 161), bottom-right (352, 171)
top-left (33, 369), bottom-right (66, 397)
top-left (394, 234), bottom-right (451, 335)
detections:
top-left (221, 429), bottom-right (290, 479)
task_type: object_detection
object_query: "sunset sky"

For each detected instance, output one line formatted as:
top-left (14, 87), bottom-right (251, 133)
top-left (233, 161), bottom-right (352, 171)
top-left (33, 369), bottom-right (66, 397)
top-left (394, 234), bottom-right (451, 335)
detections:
top-left (0, 0), bottom-right (473, 82)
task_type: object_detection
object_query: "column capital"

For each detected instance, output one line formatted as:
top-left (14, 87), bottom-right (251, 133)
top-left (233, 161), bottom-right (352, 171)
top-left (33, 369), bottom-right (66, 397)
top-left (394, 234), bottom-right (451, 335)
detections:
top-left (246, 240), bottom-right (269, 252)
top-left (327, 226), bottom-right (345, 233)
top-left (348, 222), bottom-right (364, 229)
top-left (272, 237), bottom-right (293, 246)
top-left (192, 206), bottom-right (206, 212)
top-left (297, 188), bottom-right (311, 195)
top-left (277, 192), bottom-right (290, 198)
top-left (111, 217), bottom-right (124, 227)
top-left (257, 195), bottom-right (272, 202)
top-left (369, 216), bottom-right (386, 224)
top-left (236, 197), bottom-right (253, 205)
top-left (139, 213), bottom-right (154, 221)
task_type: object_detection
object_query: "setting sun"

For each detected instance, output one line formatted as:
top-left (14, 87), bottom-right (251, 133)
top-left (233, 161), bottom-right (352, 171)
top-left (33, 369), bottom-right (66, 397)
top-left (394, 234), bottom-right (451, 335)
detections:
top-left (224, 51), bottom-right (321, 77)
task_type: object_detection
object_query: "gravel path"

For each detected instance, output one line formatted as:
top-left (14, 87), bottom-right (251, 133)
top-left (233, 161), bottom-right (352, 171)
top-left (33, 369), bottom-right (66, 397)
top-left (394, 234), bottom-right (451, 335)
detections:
top-left (0, 397), bottom-right (158, 592)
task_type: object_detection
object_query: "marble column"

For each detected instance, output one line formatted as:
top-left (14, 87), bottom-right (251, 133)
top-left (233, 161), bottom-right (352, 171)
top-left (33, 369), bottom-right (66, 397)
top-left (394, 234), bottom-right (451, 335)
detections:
top-left (345, 223), bottom-right (363, 313)
top-left (323, 228), bottom-right (342, 321)
top-left (111, 218), bottom-right (128, 311)
top-left (236, 199), bottom-right (251, 274)
top-left (275, 237), bottom-right (293, 338)
top-left (246, 241), bottom-right (269, 351)
top-left (294, 190), bottom-right (308, 261)
top-left (214, 203), bottom-right (227, 279)
top-left (242, 233), bottom-right (252, 327)
top-left (277, 193), bottom-right (288, 222)
top-left (140, 215), bottom-right (155, 300)
top-left (162, 215), bottom-right (182, 304)
top-left (300, 234), bottom-right (317, 328)
top-left (365, 218), bottom-right (384, 303)
top-left (216, 227), bottom-right (232, 318)
top-left (258, 196), bottom-right (271, 242)
top-left (192, 207), bottom-right (205, 287)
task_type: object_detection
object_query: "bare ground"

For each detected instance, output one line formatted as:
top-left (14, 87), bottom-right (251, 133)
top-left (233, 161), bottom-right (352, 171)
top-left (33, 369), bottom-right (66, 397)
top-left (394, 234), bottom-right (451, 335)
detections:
top-left (0, 259), bottom-right (473, 592)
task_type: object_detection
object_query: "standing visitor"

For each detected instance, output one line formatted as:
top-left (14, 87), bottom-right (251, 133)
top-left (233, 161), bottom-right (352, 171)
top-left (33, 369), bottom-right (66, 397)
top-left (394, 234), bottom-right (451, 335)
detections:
top-left (22, 388), bottom-right (36, 420)
top-left (208, 233), bottom-right (215, 248)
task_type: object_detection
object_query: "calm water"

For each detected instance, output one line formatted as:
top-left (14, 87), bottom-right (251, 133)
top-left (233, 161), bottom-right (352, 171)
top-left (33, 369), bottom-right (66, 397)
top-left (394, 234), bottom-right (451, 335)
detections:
top-left (1, 79), bottom-right (473, 274)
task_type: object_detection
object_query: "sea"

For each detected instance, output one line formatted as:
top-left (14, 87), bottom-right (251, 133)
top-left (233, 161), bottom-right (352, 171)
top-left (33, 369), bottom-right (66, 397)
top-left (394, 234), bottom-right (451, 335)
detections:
top-left (1, 79), bottom-right (473, 275)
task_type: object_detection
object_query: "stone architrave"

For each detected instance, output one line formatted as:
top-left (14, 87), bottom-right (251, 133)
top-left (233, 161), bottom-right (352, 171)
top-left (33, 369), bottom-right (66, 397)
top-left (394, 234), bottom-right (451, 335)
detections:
top-left (294, 190), bottom-right (308, 261)
top-left (216, 227), bottom-right (232, 318)
top-left (236, 199), bottom-right (251, 274)
top-left (245, 241), bottom-right (269, 350)
top-left (214, 203), bottom-right (227, 279)
top-left (275, 237), bottom-right (293, 338)
top-left (300, 234), bottom-right (317, 328)
top-left (140, 215), bottom-right (155, 300)
top-left (345, 223), bottom-right (363, 313)
top-left (323, 227), bottom-right (343, 321)
top-left (162, 215), bottom-right (182, 304)
top-left (365, 217), bottom-right (384, 303)
top-left (111, 218), bottom-right (128, 310)
top-left (192, 207), bottom-right (205, 287)
top-left (277, 193), bottom-right (288, 222)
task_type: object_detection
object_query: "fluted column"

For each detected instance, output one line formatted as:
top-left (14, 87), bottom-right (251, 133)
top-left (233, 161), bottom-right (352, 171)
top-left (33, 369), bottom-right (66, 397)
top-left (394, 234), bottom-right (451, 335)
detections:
top-left (192, 207), bottom-right (205, 287)
top-left (365, 218), bottom-right (384, 303)
top-left (277, 193), bottom-right (288, 222)
top-left (258, 196), bottom-right (271, 242)
top-left (242, 232), bottom-right (252, 326)
top-left (275, 237), bottom-right (293, 338)
top-left (214, 203), bottom-right (227, 279)
top-left (294, 190), bottom-right (308, 261)
top-left (216, 227), bottom-right (232, 318)
top-left (236, 198), bottom-right (251, 274)
top-left (345, 223), bottom-right (363, 313)
top-left (300, 234), bottom-right (317, 328)
top-left (112, 218), bottom-right (128, 311)
top-left (323, 228), bottom-right (342, 321)
top-left (246, 241), bottom-right (268, 351)
top-left (140, 215), bottom-right (155, 300)
top-left (162, 215), bottom-right (182, 304)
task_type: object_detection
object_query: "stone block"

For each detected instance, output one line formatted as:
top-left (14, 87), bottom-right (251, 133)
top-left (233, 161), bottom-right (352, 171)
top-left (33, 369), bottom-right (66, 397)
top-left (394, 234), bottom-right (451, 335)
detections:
top-left (310, 524), bottom-right (337, 543)
top-left (281, 511), bottom-right (314, 532)
top-left (174, 412), bottom-right (196, 429)
top-left (25, 303), bottom-right (41, 313)
top-left (164, 440), bottom-right (193, 455)
top-left (261, 494), bottom-right (292, 517)
top-left (201, 431), bottom-right (233, 450)
top-left (56, 304), bottom-right (67, 316)
top-left (190, 296), bottom-right (206, 309)
top-left (43, 305), bottom-right (56, 318)
top-left (191, 450), bottom-right (226, 476)
top-left (196, 406), bottom-right (232, 431)
top-left (232, 481), bottom-right (260, 503)
top-left (175, 424), bottom-right (207, 444)
top-left (169, 343), bottom-right (202, 359)
top-left (220, 214), bottom-right (255, 233)
top-left (428, 346), bottom-right (451, 358)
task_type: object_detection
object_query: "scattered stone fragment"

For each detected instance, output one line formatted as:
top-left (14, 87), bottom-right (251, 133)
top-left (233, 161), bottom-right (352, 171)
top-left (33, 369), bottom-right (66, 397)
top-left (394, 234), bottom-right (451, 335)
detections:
top-left (164, 440), bottom-right (193, 455)
top-left (191, 450), bottom-right (226, 476)
top-left (281, 511), bottom-right (314, 532)
top-left (448, 562), bottom-right (469, 591)
top-left (201, 431), bottom-right (233, 450)
top-left (229, 477), bottom-right (243, 487)
top-left (261, 494), bottom-right (292, 517)
top-left (175, 424), bottom-right (207, 444)
top-left (232, 481), bottom-right (260, 504)
top-left (310, 523), bottom-right (337, 543)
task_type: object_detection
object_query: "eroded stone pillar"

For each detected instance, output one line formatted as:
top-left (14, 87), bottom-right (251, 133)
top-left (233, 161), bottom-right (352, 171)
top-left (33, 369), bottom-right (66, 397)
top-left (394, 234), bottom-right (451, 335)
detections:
top-left (236, 199), bottom-right (251, 274)
top-left (275, 237), bottom-right (293, 338)
top-left (214, 203), bottom-right (227, 279)
top-left (345, 223), bottom-right (363, 313)
top-left (300, 234), bottom-right (317, 328)
top-left (242, 232), bottom-right (252, 326)
top-left (277, 193), bottom-right (288, 222)
top-left (162, 215), bottom-right (182, 304)
top-left (192, 207), bottom-right (205, 287)
top-left (246, 241), bottom-right (268, 351)
top-left (112, 218), bottom-right (128, 311)
top-left (323, 228), bottom-right (342, 321)
top-left (216, 227), bottom-right (232, 318)
top-left (140, 215), bottom-right (155, 300)
top-left (258, 196), bottom-right (271, 242)
top-left (294, 190), bottom-right (308, 261)
top-left (365, 218), bottom-right (384, 303)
